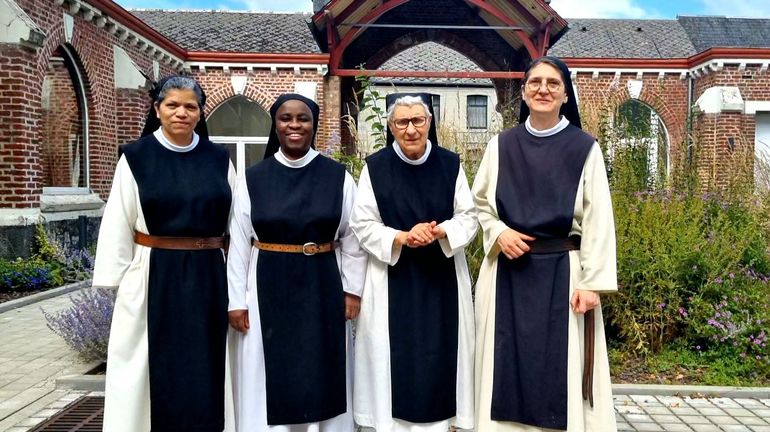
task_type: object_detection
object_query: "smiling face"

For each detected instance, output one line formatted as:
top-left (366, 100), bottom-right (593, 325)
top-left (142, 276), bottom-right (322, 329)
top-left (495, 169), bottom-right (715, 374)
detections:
top-left (275, 99), bottom-right (315, 160)
top-left (522, 62), bottom-right (567, 122)
top-left (390, 104), bottom-right (431, 160)
top-left (154, 88), bottom-right (201, 145)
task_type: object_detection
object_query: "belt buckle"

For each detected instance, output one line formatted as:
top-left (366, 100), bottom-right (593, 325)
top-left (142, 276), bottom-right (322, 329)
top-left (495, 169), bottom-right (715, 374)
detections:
top-left (302, 242), bottom-right (318, 256)
top-left (196, 239), bottom-right (206, 249)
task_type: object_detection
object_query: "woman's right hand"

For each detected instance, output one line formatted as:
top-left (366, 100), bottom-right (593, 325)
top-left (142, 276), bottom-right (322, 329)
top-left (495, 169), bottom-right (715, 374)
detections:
top-left (496, 229), bottom-right (536, 260)
top-left (229, 309), bottom-right (250, 333)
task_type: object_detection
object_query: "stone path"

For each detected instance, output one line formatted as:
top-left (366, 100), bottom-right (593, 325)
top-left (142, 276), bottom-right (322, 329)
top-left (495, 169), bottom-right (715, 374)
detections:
top-left (0, 291), bottom-right (94, 431)
top-left (1, 288), bottom-right (769, 431)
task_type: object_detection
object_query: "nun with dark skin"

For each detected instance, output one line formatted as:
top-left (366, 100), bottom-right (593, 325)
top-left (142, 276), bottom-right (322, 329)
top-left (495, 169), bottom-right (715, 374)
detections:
top-left (472, 57), bottom-right (619, 431)
top-left (93, 75), bottom-right (235, 432)
top-left (226, 94), bottom-right (366, 431)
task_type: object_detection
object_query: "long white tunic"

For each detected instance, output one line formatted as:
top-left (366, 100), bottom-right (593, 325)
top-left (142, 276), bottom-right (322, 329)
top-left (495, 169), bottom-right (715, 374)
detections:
top-left (351, 143), bottom-right (478, 432)
top-left (227, 148), bottom-right (367, 432)
top-left (472, 117), bottom-right (618, 432)
top-left (93, 130), bottom-right (236, 432)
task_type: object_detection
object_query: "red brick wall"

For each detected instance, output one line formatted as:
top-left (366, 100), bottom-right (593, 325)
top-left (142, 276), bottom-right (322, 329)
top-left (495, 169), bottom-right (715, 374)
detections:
top-left (572, 72), bottom-right (690, 165)
top-left (0, 0), bottom-right (177, 208)
top-left (692, 64), bottom-right (770, 190)
top-left (195, 69), bottom-right (341, 153)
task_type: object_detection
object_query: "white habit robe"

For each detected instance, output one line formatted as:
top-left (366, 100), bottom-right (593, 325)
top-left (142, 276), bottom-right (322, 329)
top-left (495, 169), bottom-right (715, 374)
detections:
top-left (92, 130), bottom-right (236, 432)
top-left (227, 148), bottom-right (367, 432)
top-left (472, 117), bottom-right (618, 432)
top-left (351, 142), bottom-right (478, 432)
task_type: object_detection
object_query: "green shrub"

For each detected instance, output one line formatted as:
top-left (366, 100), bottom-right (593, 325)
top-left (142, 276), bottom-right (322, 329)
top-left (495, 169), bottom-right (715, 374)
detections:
top-left (605, 190), bottom-right (770, 380)
top-left (0, 257), bottom-right (57, 293)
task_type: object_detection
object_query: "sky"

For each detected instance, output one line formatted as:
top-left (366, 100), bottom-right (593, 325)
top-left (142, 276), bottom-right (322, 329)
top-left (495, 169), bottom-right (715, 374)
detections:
top-left (114, 0), bottom-right (770, 18)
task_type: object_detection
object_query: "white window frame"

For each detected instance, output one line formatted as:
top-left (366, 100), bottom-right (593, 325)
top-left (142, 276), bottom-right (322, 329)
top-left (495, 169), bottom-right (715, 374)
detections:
top-left (210, 136), bottom-right (269, 173)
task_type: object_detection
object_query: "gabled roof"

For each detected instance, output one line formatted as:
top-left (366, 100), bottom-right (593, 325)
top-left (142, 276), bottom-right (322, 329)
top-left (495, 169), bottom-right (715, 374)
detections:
top-left (677, 16), bottom-right (770, 52)
top-left (374, 42), bottom-right (492, 86)
top-left (549, 18), bottom-right (696, 59)
top-left (129, 10), bottom-right (320, 53)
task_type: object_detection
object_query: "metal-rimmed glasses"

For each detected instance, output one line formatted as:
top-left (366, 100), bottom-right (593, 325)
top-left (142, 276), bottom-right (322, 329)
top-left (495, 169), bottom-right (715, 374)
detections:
top-left (392, 116), bottom-right (428, 129)
top-left (524, 78), bottom-right (564, 93)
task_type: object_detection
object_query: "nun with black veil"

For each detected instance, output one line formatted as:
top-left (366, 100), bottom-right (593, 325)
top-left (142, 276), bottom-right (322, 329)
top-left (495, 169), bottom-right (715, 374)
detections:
top-left (472, 56), bottom-right (618, 431)
top-left (226, 93), bottom-right (366, 431)
top-left (92, 75), bottom-right (235, 431)
top-left (350, 93), bottom-right (478, 431)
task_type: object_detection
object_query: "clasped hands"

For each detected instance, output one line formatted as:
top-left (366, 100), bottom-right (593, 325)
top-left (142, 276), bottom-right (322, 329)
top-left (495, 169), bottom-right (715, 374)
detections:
top-left (496, 228), bottom-right (599, 314)
top-left (395, 221), bottom-right (446, 248)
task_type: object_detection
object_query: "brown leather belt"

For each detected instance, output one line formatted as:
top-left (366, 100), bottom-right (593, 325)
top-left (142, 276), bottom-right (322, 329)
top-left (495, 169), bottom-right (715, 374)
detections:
top-left (134, 232), bottom-right (228, 250)
top-left (525, 235), bottom-right (581, 254)
top-left (251, 238), bottom-right (339, 256)
top-left (523, 235), bottom-right (594, 406)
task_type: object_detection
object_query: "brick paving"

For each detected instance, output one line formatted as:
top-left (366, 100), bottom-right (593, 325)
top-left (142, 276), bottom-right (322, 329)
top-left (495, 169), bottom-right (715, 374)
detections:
top-left (1, 289), bottom-right (769, 431)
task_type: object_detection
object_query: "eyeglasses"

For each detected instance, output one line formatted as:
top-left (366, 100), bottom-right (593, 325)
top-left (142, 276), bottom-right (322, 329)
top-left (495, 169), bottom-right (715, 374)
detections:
top-left (392, 116), bottom-right (428, 129)
top-left (524, 78), bottom-right (564, 93)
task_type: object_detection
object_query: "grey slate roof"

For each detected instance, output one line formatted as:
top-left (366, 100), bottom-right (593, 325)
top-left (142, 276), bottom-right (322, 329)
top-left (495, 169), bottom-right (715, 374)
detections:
top-left (129, 10), bottom-right (320, 53)
top-left (374, 42), bottom-right (492, 86)
top-left (549, 18), bottom-right (697, 58)
top-left (677, 16), bottom-right (770, 51)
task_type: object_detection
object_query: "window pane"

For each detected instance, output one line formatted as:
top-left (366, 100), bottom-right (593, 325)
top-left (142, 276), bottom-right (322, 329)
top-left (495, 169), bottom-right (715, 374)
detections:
top-left (467, 95), bottom-right (487, 129)
top-left (245, 143), bottom-right (268, 169)
top-left (208, 96), bottom-right (271, 137)
top-left (221, 143), bottom-right (237, 167)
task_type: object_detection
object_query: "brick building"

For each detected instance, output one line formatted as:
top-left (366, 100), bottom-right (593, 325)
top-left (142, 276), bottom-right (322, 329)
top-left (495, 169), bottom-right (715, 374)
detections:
top-left (1, 0), bottom-right (769, 257)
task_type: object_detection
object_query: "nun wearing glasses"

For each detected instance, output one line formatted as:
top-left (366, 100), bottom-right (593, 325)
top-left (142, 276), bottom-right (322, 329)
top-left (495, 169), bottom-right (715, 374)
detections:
top-left (351, 93), bottom-right (478, 432)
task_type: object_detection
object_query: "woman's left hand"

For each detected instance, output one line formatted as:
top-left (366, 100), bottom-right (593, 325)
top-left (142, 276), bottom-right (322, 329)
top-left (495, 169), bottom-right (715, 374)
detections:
top-left (345, 293), bottom-right (361, 320)
top-left (570, 290), bottom-right (599, 314)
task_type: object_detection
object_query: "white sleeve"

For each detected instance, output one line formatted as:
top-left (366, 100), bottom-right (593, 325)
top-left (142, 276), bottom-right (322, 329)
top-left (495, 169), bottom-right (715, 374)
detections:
top-left (437, 164), bottom-right (479, 257)
top-left (349, 165), bottom-right (403, 266)
top-left (471, 136), bottom-right (509, 258)
top-left (226, 174), bottom-right (253, 311)
top-left (576, 143), bottom-right (618, 293)
top-left (92, 156), bottom-right (139, 288)
top-left (337, 172), bottom-right (368, 297)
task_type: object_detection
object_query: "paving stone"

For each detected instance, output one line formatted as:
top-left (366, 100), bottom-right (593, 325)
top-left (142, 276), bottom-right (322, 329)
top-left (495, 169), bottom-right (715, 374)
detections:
top-left (669, 407), bottom-right (701, 416)
top-left (679, 416), bottom-right (715, 425)
top-left (710, 416), bottom-right (742, 426)
top-left (689, 425), bottom-right (721, 432)
top-left (751, 409), bottom-right (770, 418)
top-left (659, 423), bottom-right (694, 432)
top-left (617, 422), bottom-right (634, 431)
top-left (617, 405), bottom-right (647, 415)
top-left (626, 413), bottom-right (656, 423)
top-left (740, 417), bottom-right (770, 426)
top-left (632, 423), bottom-right (665, 431)
top-left (711, 398), bottom-right (743, 408)
top-left (724, 408), bottom-right (761, 417)
top-left (750, 426), bottom-right (770, 432)
top-left (651, 413), bottom-right (682, 423)
top-left (719, 426), bottom-right (752, 432)
top-left (646, 406), bottom-right (674, 415)
top-left (695, 407), bottom-right (727, 416)
top-left (658, 396), bottom-right (687, 405)
top-left (734, 399), bottom-right (767, 408)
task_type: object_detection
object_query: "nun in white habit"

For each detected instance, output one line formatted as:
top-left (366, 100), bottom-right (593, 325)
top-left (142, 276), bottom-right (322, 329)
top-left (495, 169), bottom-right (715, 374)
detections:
top-left (227, 93), bottom-right (366, 431)
top-left (351, 93), bottom-right (478, 432)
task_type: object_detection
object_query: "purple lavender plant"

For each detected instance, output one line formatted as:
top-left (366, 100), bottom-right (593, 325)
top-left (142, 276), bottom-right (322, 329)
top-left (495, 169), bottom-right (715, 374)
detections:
top-left (42, 288), bottom-right (115, 362)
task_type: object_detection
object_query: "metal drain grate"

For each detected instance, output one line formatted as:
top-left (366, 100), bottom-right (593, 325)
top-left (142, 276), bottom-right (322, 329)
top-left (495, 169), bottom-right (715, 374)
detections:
top-left (28, 396), bottom-right (104, 431)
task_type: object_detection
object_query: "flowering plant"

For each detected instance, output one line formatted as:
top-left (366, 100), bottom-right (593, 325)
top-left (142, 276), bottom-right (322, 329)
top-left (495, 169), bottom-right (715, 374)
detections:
top-left (43, 288), bottom-right (115, 362)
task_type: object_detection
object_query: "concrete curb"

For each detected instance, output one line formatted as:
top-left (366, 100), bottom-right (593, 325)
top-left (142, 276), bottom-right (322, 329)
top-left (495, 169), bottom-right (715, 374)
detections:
top-left (612, 383), bottom-right (770, 398)
top-left (0, 279), bottom-right (91, 314)
top-left (56, 375), bottom-right (106, 392)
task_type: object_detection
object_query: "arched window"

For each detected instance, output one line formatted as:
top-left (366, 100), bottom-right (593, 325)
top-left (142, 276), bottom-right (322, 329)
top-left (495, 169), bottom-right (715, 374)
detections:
top-left (40, 45), bottom-right (88, 190)
top-left (608, 99), bottom-right (670, 191)
top-left (208, 96), bottom-right (271, 172)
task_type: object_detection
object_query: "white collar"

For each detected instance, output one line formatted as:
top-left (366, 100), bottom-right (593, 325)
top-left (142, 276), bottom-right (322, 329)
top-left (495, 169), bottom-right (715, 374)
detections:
top-left (392, 139), bottom-right (433, 165)
top-left (275, 148), bottom-right (319, 168)
top-left (525, 116), bottom-right (570, 137)
top-left (154, 127), bottom-right (199, 152)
